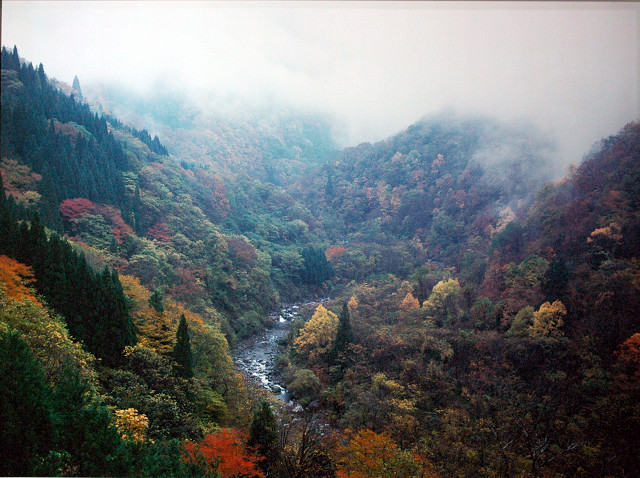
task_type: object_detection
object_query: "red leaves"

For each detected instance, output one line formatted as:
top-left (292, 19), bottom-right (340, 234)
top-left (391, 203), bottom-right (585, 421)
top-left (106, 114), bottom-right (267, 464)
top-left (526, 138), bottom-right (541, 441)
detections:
top-left (59, 197), bottom-right (97, 220)
top-left (195, 169), bottom-right (231, 218)
top-left (184, 428), bottom-right (265, 478)
top-left (325, 246), bottom-right (347, 262)
top-left (59, 199), bottom-right (133, 244)
top-left (52, 119), bottom-right (87, 145)
top-left (146, 222), bottom-right (172, 242)
top-left (614, 333), bottom-right (640, 392)
top-left (227, 237), bottom-right (258, 267)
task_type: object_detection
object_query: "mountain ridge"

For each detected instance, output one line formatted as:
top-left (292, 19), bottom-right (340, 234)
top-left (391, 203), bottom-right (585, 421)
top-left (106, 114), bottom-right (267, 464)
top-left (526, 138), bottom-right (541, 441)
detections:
top-left (2, 46), bottom-right (639, 477)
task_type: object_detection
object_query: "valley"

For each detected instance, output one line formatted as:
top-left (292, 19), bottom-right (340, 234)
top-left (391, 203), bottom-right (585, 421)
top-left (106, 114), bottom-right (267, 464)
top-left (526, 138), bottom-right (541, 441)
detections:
top-left (1, 43), bottom-right (639, 477)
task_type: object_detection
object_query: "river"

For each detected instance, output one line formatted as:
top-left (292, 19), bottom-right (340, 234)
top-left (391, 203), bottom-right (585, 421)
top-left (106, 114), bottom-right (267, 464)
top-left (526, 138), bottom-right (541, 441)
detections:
top-left (233, 303), bottom-right (303, 403)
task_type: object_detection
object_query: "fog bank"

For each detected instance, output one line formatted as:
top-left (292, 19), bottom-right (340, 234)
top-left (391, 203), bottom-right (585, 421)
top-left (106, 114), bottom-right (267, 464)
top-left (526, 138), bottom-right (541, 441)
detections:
top-left (2, 1), bottom-right (638, 171)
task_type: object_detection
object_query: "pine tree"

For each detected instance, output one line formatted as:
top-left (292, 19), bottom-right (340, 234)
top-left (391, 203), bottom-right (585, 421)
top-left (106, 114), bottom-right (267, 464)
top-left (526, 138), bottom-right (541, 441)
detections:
top-left (325, 169), bottom-right (334, 197)
top-left (172, 314), bottom-right (193, 379)
top-left (149, 289), bottom-right (165, 313)
top-left (50, 363), bottom-right (128, 476)
top-left (72, 75), bottom-right (83, 100)
top-left (333, 302), bottom-right (353, 355)
top-left (248, 401), bottom-right (279, 474)
top-left (331, 301), bottom-right (353, 370)
top-left (301, 246), bottom-right (333, 285)
top-left (0, 331), bottom-right (55, 476)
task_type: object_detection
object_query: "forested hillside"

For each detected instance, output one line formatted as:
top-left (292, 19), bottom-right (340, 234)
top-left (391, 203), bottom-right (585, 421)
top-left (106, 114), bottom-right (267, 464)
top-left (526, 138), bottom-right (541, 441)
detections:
top-left (87, 82), bottom-right (337, 187)
top-left (2, 46), bottom-right (639, 477)
top-left (281, 121), bottom-right (640, 476)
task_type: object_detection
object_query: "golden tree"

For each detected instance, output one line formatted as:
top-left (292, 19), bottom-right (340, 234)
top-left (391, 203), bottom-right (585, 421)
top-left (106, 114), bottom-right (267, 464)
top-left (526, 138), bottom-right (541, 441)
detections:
top-left (294, 305), bottom-right (338, 364)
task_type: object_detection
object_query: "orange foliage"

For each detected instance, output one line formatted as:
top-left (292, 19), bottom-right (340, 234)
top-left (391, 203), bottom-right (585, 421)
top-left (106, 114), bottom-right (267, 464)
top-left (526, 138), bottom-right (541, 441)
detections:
top-left (615, 333), bottom-right (640, 392)
top-left (400, 292), bottom-right (420, 311)
top-left (119, 274), bottom-right (173, 354)
top-left (195, 169), bottom-right (231, 218)
top-left (0, 255), bottom-right (41, 306)
top-left (184, 428), bottom-right (265, 478)
top-left (119, 274), bottom-right (209, 354)
top-left (325, 246), bottom-right (347, 262)
top-left (335, 428), bottom-right (437, 478)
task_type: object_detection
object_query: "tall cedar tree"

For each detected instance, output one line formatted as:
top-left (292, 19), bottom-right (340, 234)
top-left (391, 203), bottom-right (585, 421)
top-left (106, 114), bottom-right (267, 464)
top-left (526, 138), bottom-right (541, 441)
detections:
top-left (331, 301), bottom-right (353, 367)
top-left (248, 402), bottom-right (280, 474)
top-left (173, 314), bottom-right (193, 378)
top-left (301, 246), bottom-right (333, 285)
top-left (149, 288), bottom-right (165, 313)
top-left (0, 331), bottom-right (55, 476)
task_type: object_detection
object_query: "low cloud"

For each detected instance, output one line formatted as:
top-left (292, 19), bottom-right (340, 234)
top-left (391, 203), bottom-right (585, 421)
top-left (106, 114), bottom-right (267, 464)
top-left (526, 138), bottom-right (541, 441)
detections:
top-left (3, 2), bottom-right (638, 174)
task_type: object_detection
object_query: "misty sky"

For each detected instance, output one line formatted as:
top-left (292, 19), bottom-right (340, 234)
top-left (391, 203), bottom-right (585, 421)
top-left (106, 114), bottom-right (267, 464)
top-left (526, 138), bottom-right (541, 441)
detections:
top-left (2, 1), bottom-right (638, 169)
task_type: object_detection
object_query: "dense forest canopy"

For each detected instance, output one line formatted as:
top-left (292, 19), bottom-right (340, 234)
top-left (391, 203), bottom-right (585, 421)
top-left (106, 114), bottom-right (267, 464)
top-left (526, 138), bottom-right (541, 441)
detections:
top-left (1, 45), bottom-right (639, 477)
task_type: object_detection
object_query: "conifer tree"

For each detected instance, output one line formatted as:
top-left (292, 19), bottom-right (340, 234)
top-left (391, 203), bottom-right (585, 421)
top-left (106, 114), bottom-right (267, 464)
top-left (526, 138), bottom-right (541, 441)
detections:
top-left (149, 289), bottom-right (165, 313)
top-left (172, 314), bottom-right (193, 379)
top-left (331, 301), bottom-right (353, 363)
top-left (0, 331), bottom-right (54, 476)
top-left (248, 401), bottom-right (279, 474)
top-left (301, 246), bottom-right (333, 285)
top-left (72, 75), bottom-right (83, 100)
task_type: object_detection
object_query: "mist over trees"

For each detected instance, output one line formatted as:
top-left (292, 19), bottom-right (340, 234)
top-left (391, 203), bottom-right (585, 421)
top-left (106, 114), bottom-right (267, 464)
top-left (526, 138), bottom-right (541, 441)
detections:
top-left (1, 45), bottom-right (639, 477)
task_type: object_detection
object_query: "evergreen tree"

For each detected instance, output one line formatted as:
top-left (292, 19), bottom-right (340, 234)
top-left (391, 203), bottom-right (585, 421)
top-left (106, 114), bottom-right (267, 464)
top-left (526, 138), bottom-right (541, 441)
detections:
top-left (172, 314), bottom-right (193, 379)
top-left (330, 301), bottom-right (353, 369)
top-left (149, 289), bottom-right (165, 313)
top-left (50, 363), bottom-right (129, 476)
top-left (0, 330), bottom-right (55, 476)
top-left (542, 257), bottom-right (569, 302)
top-left (0, 192), bottom-right (136, 366)
top-left (325, 169), bottom-right (334, 197)
top-left (72, 75), bottom-right (83, 100)
top-left (248, 401), bottom-right (279, 474)
top-left (301, 246), bottom-right (333, 285)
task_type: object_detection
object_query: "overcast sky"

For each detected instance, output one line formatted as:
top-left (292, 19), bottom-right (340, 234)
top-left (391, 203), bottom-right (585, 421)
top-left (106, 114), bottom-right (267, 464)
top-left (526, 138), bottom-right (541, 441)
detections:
top-left (2, 1), bottom-right (638, 168)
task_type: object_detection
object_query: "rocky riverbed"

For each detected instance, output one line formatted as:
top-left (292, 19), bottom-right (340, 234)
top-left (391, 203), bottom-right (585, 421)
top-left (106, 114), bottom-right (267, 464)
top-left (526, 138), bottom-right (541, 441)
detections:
top-left (233, 303), bottom-right (303, 402)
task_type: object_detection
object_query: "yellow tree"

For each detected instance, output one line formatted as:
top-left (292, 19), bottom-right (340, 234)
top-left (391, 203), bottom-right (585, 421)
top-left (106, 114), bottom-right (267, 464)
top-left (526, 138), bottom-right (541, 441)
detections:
top-left (400, 292), bottom-right (420, 311)
top-left (529, 300), bottom-right (566, 338)
top-left (114, 408), bottom-right (149, 443)
top-left (294, 305), bottom-right (338, 364)
top-left (119, 275), bottom-right (173, 354)
top-left (422, 278), bottom-right (462, 325)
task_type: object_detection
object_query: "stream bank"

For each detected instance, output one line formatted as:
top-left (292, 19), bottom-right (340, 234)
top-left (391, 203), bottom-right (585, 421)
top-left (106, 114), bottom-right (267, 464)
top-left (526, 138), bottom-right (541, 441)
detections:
top-left (233, 303), bottom-right (303, 403)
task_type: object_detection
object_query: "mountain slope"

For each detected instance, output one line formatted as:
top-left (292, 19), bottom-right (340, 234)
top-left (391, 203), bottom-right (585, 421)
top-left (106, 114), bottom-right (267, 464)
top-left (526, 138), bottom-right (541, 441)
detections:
top-left (2, 45), bottom-right (640, 477)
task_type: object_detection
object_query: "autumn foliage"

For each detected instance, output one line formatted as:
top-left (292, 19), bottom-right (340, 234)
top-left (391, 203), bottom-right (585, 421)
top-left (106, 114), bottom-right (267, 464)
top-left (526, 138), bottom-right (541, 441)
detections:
top-left (325, 246), bottom-right (347, 262)
top-left (184, 428), bottom-right (265, 478)
top-left (59, 197), bottom-right (97, 220)
top-left (294, 305), bottom-right (338, 365)
top-left (334, 428), bottom-right (438, 478)
top-left (0, 255), bottom-right (41, 305)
